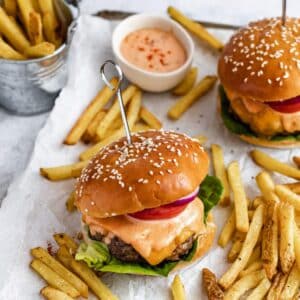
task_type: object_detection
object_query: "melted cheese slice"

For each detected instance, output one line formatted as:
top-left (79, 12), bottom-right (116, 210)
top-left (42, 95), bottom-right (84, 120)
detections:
top-left (84, 199), bottom-right (204, 265)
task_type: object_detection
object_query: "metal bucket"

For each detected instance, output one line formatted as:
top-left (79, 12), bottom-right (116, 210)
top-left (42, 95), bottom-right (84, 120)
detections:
top-left (0, 0), bottom-right (79, 115)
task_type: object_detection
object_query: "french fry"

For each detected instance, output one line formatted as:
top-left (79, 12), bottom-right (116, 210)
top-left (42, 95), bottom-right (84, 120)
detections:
top-left (4, 0), bottom-right (17, 16)
top-left (53, 233), bottom-right (78, 254)
top-left (16, 0), bottom-right (36, 41)
top-left (246, 277), bottom-right (271, 300)
top-left (29, 11), bottom-right (43, 45)
top-left (172, 67), bottom-right (198, 96)
top-left (0, 37), bottom-right (25, 60)
top-left (239, 260), bottom-right (262, 278)
top-left (0, 7), bottom-right (30, 52)
top-left (227, 161), bottom-right (249, 233)
top-left (57, 246), bottom-right (118, 300)
top-left (280, 264), bottom-right (300, 299)
top-left (246, 246), bottom-right (261, 269)
top-left (250, 150), bottom-right (300, 179)
top-left (211, 144), bottom-right (230, 206)
top-left (133, 123), bottom-right (152, 133)
top-left (275, 185), bottom-right (300, 212)
top-left (293, 156), bottom-right (300, 168)
top-left (66, 191), bottom-right (76, 213)
top-left (251, 198), bottom-right (263, 210)
top-left (202, 268), bottom-right (224, 300)
top-left (71, 260), bottom-right (118, 300)
top-left (30, 259), bottom-right (80, 298)
top-left (266, 272), bottom-right (288, 300)
top-left (224, 270), bottom-right (265, 300)
top-left (31, 247), bottom-right (88, 298)
top-left (25, 42), bottom-right (55, 58)
top-left (168, 75), bottom-right (217, 120)
top-left (94, 117), bottom-right (124, 142)
top-left (40, 161), bottom-right (88, 181)
top-left (171, 275), bottom-right (186, 300)
top-left (95, 85), bottom-right (138, 139)
top-left (296, 213), bottom-right (300, 228)
top-left (38, 0), bottom-right (59, 44)
top-left (218, 208), bottom-right (235, 247)
top-left (285, 182), bottom-right (300, 194)
top-left (31, 0), bottom-right (40, 12)
top-left (139, 106), bottom-right (162, 129)
top-left (279, 203), bottom-right (295, 274)
top-left (126, 90), bottom-right (142, 127)
top-left (256, 171), bottom-right (279, 204)
top-left (194, 135), bottom-right (207, 144)
top-left (261, 201), bottom-right (279, 280)
top-left (56, 246), bottom-right (73, 268)
top-left (40, 286), bottom-right (74, 300)
top-left (227, 238), bottom-right (243, 263)
top-left (80, 91), bottom-right (142, 161)
top-left (219, 205), bottom-right (264, 289)
top-left (80, 122), bottom-right (151, 161)
top-left (167, 6), bottom-right (223, 51)
top-left (293, 291), bottom-right (300, 300)
top-left (64, 78), bottom-right (118, 145)
top-left (295, 227), bottom-right (300, 271)
top-left (82, 110), bottom-right (107, 143)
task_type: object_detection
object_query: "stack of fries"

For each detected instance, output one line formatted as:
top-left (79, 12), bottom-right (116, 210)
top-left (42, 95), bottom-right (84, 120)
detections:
top-left (203, 147), bottom-right (300, 299)
top-left (30, 233), bottom-right (118, 300)
top-left (0, 0), bottom-right (64, 60)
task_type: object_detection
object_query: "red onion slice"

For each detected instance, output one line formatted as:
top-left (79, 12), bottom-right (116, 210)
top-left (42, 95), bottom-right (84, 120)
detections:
top-left (164, 187), bottom-right (199, 207)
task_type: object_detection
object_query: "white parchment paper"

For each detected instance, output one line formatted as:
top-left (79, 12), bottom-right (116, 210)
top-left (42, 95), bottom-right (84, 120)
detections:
top-left (0, 15), bottom-right (299, 300)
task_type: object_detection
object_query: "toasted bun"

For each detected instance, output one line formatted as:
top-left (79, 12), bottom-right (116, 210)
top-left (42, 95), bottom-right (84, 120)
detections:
top-left (238, 134), bottom-right (300, 149)
top-left (218, 17), bottom-right (300, 102)
top-left (75, 130), bottom-right (208, 218)
top-left (172, 214), bottom-right (216, 272)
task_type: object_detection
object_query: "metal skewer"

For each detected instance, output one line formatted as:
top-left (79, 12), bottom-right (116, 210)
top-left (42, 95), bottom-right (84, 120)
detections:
top-left (100, 60), bottom-right (132, 144)
top-left (282, 0), bottom-right (287, 26)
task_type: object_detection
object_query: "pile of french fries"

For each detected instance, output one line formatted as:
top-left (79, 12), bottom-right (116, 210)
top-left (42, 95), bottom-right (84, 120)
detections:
top-left (30, 233), bottom-right (118, 300)
top-left (203, 147), bottom-right (300, 299)
top-left (0, 0), bottom-right (64, 60)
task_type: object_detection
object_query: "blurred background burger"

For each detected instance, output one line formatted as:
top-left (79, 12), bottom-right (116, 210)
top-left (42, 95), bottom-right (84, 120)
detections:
top-left (74, 130), bottom-right (222, 276)
top-left (218, 17), bottom-right (300, 148)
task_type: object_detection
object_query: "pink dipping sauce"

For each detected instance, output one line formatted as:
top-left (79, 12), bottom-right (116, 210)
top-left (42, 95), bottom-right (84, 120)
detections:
top-left (120, 28), bottom-right (187, 73)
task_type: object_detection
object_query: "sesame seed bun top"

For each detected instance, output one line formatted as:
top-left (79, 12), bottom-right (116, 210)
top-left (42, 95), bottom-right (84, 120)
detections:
top-left (218, 17), bottom-right (300, 102)
top-left (75, 130), bottom-right (209, 218)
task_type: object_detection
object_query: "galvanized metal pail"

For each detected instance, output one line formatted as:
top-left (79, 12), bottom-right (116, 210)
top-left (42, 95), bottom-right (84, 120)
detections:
top-left (0, 0), bottom-right (79, 115)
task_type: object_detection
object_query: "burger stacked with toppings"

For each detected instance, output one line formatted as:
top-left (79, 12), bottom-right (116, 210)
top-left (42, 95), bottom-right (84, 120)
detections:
top-left (218, 17), bottom-right (300, 148)
top-left (74, 130), bottom-right (222, 276)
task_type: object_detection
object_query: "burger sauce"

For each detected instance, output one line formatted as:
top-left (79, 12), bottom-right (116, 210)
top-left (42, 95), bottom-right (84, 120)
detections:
top-left (120, 28), bottom-right (186, 73)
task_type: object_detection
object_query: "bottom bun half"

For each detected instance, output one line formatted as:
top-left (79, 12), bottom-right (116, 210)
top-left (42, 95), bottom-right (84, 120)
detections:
top-left (239, 135), bottom-right (300, 149)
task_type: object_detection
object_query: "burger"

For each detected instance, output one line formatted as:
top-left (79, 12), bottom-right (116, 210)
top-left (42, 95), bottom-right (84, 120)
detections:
top-left (74, 130), bottom-right (222, 276)
top-left (218, 17), bottom-right (300, 148)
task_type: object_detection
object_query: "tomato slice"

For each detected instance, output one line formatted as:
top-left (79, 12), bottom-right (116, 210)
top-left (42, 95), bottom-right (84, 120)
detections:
top-left (129, 202), bottom-right (188, 220)
top-left (267, 95), bottom-right (300, 113)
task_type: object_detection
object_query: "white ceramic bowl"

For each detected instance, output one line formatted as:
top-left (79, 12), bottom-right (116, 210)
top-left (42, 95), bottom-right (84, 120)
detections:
top-left (112, 14), bottom-right (194, 92)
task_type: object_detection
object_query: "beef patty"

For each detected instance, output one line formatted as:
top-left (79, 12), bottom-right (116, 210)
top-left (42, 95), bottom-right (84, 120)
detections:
top-left (92, 232), bottom-right (195, 263)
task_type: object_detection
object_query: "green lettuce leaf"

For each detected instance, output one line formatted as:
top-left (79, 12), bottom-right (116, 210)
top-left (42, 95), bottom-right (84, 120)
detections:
top-left (75, 239), bottom-right (198, 277)
top-left (199, 175), bottom-right (223, 221)
top-left (219, 85), bottom-right (300, 141)
top-left (75, 240), bottom-right (111, 269)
